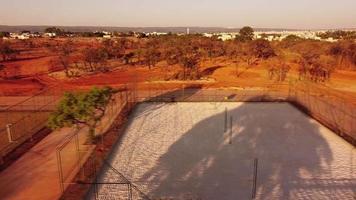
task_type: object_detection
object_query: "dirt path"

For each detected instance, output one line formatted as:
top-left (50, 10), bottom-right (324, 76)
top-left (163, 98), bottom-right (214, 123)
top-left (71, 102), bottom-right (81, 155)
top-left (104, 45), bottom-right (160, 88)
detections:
top-left (0, 93), bottom-right (126, 200)
top-left (0, 128), bottom-right (75, 200)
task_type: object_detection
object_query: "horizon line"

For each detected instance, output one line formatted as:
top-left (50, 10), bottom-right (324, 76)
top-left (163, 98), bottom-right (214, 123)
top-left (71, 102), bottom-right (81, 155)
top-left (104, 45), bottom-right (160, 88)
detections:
top-left (1, 24), bottom-right (356, 31)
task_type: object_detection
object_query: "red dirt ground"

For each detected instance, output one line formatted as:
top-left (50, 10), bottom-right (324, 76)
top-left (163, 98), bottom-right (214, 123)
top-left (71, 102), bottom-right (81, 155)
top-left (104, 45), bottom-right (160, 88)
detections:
top-left (1, 38), bottom-right (356, 100)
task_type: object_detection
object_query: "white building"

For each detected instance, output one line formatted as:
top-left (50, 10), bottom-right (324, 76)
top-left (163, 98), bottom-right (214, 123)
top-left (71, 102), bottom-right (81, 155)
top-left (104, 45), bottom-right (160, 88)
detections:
top-left (144, 32), bottom-right (169, 37)
top-left (44, 32), bottom-right (57, 38)
top-left (218, 33), bottom-right (234, 41)
top-left (9, 33), bottom-right (30, 40)
top-left (18, 34), bottom-right (30, 40)
top-left (203, 33), bottom-right (213, 38)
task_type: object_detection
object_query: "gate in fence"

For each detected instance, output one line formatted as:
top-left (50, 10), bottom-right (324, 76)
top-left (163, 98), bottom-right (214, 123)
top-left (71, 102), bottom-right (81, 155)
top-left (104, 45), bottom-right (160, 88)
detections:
top-left (88, 160), bottom-right (151, 200)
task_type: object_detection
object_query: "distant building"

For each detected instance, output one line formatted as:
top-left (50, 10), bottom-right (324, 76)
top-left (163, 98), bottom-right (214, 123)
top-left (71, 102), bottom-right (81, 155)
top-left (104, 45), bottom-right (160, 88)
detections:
top-left (31, 32), bottom-right (41, 38)
top-left (253, 30), bottom-right (339, 42)
top-left (10, 33), bottom-right (19, 39)
top-left (146, 32), bottom-right (168, 36)
top-left (44, 32), bottom-right (57, 38)
top-left (203, 33), bottom-right (213, 38)
top-left (218, 34), bottom-right (234, 41)
top-left (325, 37), bottom-right (338, 42)
top-left (18, 34), bottom-right (30, 40)
top-left (9, 33), bottom-right (30, 40)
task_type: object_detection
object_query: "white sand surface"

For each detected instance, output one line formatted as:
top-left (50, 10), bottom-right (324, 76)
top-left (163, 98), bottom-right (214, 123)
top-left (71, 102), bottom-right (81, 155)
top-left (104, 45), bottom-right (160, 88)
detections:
top-left (95, 102), bottom-right (356, 200)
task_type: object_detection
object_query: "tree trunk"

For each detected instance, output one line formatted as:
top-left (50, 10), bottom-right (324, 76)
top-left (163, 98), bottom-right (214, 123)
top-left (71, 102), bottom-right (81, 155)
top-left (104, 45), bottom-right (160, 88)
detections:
top-left (88, 127), bottom-right (96, 144)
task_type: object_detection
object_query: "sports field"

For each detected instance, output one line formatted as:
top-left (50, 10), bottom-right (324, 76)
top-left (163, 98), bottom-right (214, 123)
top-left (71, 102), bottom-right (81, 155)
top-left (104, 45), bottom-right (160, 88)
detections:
top-left (94, 102), bottom-right (356, 200)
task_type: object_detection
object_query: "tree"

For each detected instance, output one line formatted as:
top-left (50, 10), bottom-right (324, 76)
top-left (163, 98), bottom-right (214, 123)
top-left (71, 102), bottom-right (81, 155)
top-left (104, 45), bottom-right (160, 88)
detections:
top-left (329, 41), bottom-right (356, 69)
top-left (164, 46), bottom-right (183, 66)
top-left (58, 40), bottom-right (75, 76)
top-left (266, 58), bottom-right (290, 82)
top-left (45, 27), bottom-right (64, 36)
top-left (122, 52), bottom-right (135, 65)
top-left (0, 64), bottom-right (6, 79)
top-left (143, 47), bottom-right (161, 69)
top-left (0, 32), bottom-right (10, 38)
top-left (102, 39), bottom-right (125, 59)
top-left (280, 35), bottom-right (303, 48)
top-left (180, 54), bottom-right (200, 80)
top-left (250, 39), bottom-right (276, 59)
top-left (179, 43), bottom-right (201, 80)
top-left (318, 30), bottom-right (356, 40)
top-left (236, 26), bottom-right (254, 42)
top-left (283, 35), bottom-right (302, 42)
top-left (48, 87), bottom-right (116, 143)
top-left (298, 52), bottom-right (334, 82)
top-left (82, 47), bottom-right (109, 72)
top-left (134, 48), bottom-right (144, 64)
top-left (0, 41), bottom-right (19, 61)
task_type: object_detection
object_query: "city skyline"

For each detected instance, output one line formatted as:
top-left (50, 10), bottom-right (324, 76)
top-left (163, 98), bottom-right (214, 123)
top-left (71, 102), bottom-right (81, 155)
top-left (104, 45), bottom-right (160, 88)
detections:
top-left (0, 0), bottom-right (356, 29)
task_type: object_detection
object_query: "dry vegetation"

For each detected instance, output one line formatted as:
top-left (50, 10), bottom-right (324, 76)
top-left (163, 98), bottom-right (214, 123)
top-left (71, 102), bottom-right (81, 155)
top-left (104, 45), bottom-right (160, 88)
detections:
top-left (0, 28), bottom-right (356, 97)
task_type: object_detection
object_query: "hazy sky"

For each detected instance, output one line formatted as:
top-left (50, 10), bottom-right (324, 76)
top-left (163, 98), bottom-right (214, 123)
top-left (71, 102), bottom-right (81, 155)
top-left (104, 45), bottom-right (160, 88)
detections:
top-left (0, 0), bottom-right (355, 29)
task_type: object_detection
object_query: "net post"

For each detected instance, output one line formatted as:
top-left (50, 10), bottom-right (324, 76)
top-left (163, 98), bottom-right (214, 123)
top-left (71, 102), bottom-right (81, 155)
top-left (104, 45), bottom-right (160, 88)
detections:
top-left (128, 183), bottom-right (133, 200)
top-left (252, 158), bottom-right (258, 199)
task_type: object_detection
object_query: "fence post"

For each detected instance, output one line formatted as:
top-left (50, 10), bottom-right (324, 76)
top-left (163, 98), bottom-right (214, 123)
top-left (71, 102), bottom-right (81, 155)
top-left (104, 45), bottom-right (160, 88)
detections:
top-left (126, 90), bottom-right (129, 108)
top-left (252, 158), bottom-right (258, 199)
top-left (6, 124), bottom-right (13, 143)
top-left (75, 130), bottom-right (81, 167)
top-left (56, 149), bottom-right (64, 193)
top-left (224, 107), bottom-right (228, 132)
top-left (353, 108), bottom-right (356, 142)
top-left (0, 152), bottom-right (4, 165)
top-left (182, 85), bottom-right (185, 100)
top-left (229, 116), bottom-right (233, 145)
top-left (288, 80), bottom-right (293, 101)
top-left (128, 184), bottom-right (133, 200)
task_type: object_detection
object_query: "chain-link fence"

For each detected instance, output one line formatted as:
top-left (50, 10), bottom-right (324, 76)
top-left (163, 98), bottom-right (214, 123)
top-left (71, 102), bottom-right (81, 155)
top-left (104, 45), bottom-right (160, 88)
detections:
top-left (87, 159), bottom-right (151, 200)
top-left (57, 88), bottom-right (137, 199)
top-left (290, 82), bottom-right (356, 146)
top-left (136, 84), bottom-right (289, 103)
top-left (135, 83), bottom-right (355, 145)
top-left (0, 85), bottom-right (63, 164)
top-left (56, 82), bottom-right (355, 200)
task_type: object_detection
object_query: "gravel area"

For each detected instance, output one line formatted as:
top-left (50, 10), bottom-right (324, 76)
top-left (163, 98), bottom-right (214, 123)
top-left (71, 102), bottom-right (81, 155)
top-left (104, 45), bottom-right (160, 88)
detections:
top-left (94, 102), bottom-right (356, 200)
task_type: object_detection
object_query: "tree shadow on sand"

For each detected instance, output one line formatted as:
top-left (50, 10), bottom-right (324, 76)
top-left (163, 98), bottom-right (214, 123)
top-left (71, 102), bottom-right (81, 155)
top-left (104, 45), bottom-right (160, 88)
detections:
top-left (134, 97), bottom-right (355, 200)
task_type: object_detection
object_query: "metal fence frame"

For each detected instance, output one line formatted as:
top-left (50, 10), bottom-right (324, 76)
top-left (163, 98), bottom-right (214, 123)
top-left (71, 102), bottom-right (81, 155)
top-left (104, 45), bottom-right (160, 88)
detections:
top-left (0, 81), bottom-right (351, 199)
top-left (0, 85), bottom-right (63, 164)
top-left (289, 82), bottom-right (356, 145)
top-left (89, 159), bottom-right (151, 200)
top-left (56, 88), bottom-right (137, 199)
top-left (55, 83), bottom-right (356, 200)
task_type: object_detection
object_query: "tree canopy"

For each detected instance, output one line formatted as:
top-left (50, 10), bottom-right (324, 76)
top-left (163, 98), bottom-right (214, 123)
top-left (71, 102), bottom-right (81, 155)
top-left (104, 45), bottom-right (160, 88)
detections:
top-left (44, 27), bottom-right (64, 35)
top-left (48, 86), bottom-right (116, 143)
top-left (250, 39), bottom-right (276, 59)
top-left (0, 41), bottom-right (19, 61)
top-left (236, 26), bottom-right (254, 42)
